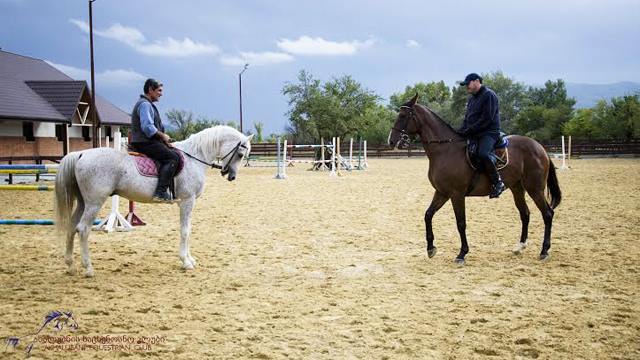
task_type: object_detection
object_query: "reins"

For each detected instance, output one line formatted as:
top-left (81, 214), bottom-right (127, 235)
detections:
top-left (179, 141), bottom-right (246, 175)
top-left (397, 105), bottom-right (460, 145)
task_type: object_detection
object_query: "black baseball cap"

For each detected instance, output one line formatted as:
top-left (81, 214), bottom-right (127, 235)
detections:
top-left (459, 73), bottom-right (482, 86)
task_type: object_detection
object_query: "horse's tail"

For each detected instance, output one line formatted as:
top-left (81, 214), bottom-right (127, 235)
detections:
top-left (54, 152), bottom-right (82, 238)
top-left (547, 156), bottom-right (562, 209)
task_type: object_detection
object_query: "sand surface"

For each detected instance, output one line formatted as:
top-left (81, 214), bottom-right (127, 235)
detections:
top-left (1, 158), bottom-right (638, 359)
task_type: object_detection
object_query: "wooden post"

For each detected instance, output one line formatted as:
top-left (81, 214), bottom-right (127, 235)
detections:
top-left (321, 137), bottom-right (325, 171)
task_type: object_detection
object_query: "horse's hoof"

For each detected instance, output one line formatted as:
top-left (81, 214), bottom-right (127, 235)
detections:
top-left (539, 253), bottom-right (550, 262)
top-left (84, 269), bottom-right (95, 278)
top-left (454, 258), bottom-right (465, 266)
top-left (427, 247), bottom-right (437, 258)
top-left (182, 262), bottom-right (195, 270)
top-left (512, 242), bottom-right (527, 255)
top-left (188, 256), bottom-right (197, 266)
top-left (66, 267), bottom-right (76, 275)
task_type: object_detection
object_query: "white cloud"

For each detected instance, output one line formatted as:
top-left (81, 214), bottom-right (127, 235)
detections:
top-left (220, 51), bottom-right (294, 66)
top-left (45, 60), bottom-right (145, 86)
top-left (406, 39), bottom-right (421, 48)
top-left (69, 19), bottom-right (219, 58)
top-left (276, 36), bottom-right (376, 56)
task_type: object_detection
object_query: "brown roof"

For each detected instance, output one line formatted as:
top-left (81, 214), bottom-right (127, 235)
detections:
top-left (0, 50), bottom-right (131, 125)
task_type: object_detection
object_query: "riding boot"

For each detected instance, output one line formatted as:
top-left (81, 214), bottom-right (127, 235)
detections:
top-left (152, 161), bottom-right (176, 202)
top-left (484, 158), bottom-right (505, 199)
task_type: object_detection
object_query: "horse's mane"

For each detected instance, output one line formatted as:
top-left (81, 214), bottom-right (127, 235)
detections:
top-left (176, 125), bottom-right (243, 163)
top-left (412, 103), bottom-right (459, 134)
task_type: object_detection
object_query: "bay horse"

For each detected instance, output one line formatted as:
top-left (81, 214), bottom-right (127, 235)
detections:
top-left (55, 125), bottom-right (253, 277)
top-left (388, 94), bottom-right (561, 264)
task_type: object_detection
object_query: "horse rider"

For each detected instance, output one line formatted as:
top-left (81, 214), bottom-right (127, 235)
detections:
top-left (130, 78), bottom-right (179, 202)
top-left (457, 73), bottom-right (506, 198)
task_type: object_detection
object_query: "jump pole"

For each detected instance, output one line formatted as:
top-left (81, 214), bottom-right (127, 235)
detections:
top-left (363, 140), bottom-right (368, 169)
top-left (349, 138), bottom-right (354, 170)
top-left (560, 135), bottom-right (568, 170)
top-left (330, 137), bottom-right (336, 177)
top-left (124, 132), bottom-right (145, 226)
top-left (321, 138), bottom-right (326, 171)
top-left (274, 137), bottom-right (287, 179)
top-left (568, 135), bottom-right (572, 168)
top-left (94, 131), bottom-right (133, 232)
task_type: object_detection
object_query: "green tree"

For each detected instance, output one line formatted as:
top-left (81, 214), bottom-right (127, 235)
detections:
top-left (165, 109), bottom-right (223, 140)
top-left (481, 71), bottom-right (527, 133)
top-left (282, 70), bottom-right (380, 142)
top-left (389, 81), bottom-right (450, 110)
top-left (563, 108), bottom-right (597, 139)
top-left (513, 80), bottom-right (576, 141)
top-left (166, 109), bottom-right (195, 140)
top-left (253, 121), bottom-right (264, 142)
top-left (608, 95), bottom-right (640, 139)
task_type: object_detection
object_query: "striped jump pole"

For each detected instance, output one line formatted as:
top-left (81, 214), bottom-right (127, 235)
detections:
top-left (0, 164), bottom-right (59, 170)
top-left (0, 184), bottom-right (53, 191)
top-left (0, 219), bottom-right (101, 226)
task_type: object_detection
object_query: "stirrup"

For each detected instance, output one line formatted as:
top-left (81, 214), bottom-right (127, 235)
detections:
top-left (489, 182), bottom-right (506, 199)
top-left (152, 189), bottom-right (173, 203)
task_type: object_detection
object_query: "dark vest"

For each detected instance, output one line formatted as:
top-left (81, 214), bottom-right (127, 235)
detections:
top-left (130, 95), bottom-right (164, 143)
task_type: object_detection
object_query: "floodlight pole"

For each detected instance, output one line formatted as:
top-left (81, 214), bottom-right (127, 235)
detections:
top-left (89, 0), bottom-right (99, 148)
top-left (239, 63), bottom-right (248, 133)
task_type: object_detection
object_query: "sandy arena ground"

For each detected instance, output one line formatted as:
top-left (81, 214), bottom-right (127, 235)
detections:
top-left (0, 157), bottom-right (638, 359)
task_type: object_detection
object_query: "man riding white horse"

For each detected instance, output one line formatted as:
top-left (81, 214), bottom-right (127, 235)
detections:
top-left (130, 78), bottom-right (179, 202)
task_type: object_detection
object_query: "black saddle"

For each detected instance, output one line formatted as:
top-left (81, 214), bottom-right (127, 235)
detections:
top-left (466, 132), bottom-right (509, 171)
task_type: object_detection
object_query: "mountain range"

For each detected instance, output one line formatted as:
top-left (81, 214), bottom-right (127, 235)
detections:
top-left (565, 81), bottom-right (640, 108)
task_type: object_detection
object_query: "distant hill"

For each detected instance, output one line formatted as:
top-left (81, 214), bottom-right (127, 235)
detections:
top-left (566, 81), bottom-right (640, 108)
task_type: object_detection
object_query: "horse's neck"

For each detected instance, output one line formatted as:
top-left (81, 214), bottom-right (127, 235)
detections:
top-left (175, 129), bottom-right (239, 163)
top-left (420, 109), bottom-right (460, 151)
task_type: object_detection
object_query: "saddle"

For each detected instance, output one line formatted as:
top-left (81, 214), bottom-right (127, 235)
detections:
top-left (465, 133), bottom-right (509, 171)
top-left (128, 150), bottom-right (186, 178)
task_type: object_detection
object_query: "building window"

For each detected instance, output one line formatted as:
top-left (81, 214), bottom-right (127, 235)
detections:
top-left (55, 124), bottom-right (65, 142)
top-left (23, 121), bottom-right (35, 142)
top-left (105, 126), bottom-right (112, 139)
top-left (82, 126), bottom-right (91, 142)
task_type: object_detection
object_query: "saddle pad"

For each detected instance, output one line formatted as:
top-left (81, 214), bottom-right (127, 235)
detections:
top-left (130, 150), bottom-right (185, 177)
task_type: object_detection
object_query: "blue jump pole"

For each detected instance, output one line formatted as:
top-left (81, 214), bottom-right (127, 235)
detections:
top-left (0, 219), bottom-right (101, 225)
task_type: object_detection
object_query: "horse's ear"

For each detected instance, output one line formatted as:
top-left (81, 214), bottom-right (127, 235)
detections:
top-left (409, 93), bottom-right (419, 106)
top-left (246, 134), bottom-right (254, 142)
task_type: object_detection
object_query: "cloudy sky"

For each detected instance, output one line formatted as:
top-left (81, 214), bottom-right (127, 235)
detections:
top-left (1, 0), bottom-right (639, 134)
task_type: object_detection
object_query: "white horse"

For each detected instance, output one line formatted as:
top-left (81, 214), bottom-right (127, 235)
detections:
top-left (54, 125), bottom-right (253, 277)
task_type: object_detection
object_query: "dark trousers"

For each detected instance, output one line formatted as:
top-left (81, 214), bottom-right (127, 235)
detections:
top-left (475, 132), bottom-right (501, 184)
top-left (132, 141), bottom-right (180, 191)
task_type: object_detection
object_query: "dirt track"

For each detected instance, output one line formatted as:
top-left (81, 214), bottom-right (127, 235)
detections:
top-left (1, 158), bottom-right (638, 359)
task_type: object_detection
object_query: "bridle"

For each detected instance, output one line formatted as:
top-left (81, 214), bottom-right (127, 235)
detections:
top-left (180, 141), bottom-right (247, 176)
top-left (393, 105), bottom-right (456, 146)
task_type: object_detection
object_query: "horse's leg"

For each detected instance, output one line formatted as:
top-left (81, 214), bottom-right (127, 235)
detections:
top-left (179, 197), bottom-right (196, 270)
top-left (528, 190), bottom-right (554, 260)
top-left (424, 191), bottom-right (450, 258)
top-left (77, 204), bottom-right (101, 277)
top-left (450, 196), bottom-right (469, 265)
top-left (511, 183), bottom-right (530, 255)
top-left (65, 200), bottom-right (85, 275)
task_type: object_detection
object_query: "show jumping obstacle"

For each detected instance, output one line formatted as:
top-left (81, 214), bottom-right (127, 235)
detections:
top-left (0, 131), bottom-right (138, 230)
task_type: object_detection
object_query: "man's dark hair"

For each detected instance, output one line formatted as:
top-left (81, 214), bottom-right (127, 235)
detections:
top-left (143, 78), bottom-right (163, 94)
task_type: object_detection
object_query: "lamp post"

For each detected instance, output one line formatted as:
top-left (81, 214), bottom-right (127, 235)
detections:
top-left (89, 0), bottom-right (98, 148)
top-left (238, 63), bottom-right (248, 133)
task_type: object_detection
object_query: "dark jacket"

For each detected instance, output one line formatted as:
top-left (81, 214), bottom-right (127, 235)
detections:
top-left (460, 86), bottom-right (500, 137)
top-left (130, 95), bottom-right (164, 144)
